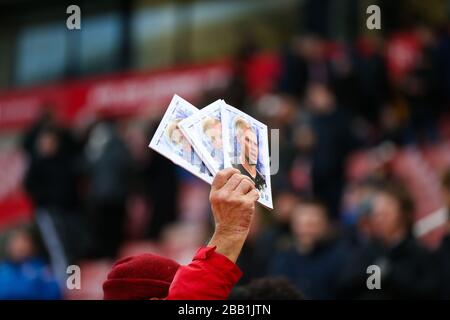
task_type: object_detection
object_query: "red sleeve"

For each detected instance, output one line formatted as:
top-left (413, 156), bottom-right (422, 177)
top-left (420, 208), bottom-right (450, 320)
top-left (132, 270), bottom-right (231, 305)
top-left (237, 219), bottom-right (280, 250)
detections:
top-left (166, 246), bottom-right (242, 300)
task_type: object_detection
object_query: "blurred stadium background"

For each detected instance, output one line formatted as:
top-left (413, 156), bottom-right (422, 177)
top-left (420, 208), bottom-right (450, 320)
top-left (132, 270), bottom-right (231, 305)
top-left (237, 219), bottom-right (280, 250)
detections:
top-left (0, 0), bottom-right (450, 299)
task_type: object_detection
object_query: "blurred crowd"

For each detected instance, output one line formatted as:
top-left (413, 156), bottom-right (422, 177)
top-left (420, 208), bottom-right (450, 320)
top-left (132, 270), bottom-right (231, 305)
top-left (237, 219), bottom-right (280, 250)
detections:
top-left (1, 21), bottom-right (450, 299)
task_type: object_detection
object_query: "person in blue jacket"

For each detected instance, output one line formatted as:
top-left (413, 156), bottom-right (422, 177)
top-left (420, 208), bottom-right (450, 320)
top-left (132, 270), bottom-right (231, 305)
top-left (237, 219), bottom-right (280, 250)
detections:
top-left (0, 227), bottom-right (61, 300)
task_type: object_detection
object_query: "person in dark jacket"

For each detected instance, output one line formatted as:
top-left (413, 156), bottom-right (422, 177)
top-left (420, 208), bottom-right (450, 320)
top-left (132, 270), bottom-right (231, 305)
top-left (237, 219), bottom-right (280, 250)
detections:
top-left (240, 190), bottom-right (301, 284)
top-left (337, 182), bottom-right (440, 299)
top-left (278, 35), bottom-right (334, 99)
top-left (144, 124), bottom-right (179, 239)
top-left (84, 119), bottom-right (132, 258)
top-left (25, 127), bottom-right (79, 212)
top-left (268, 198), bottom-right (348, 299)
top-left (305, 82), bottom-right (356, 219)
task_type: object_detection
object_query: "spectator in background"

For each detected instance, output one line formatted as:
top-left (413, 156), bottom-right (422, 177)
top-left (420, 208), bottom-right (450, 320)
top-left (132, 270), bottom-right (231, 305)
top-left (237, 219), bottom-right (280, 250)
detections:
top-left (287, 121), bottom-right (314, 194)
top-left (126, 122), bottom-right (178, 240)
top-left (401, 24), bottom-right (441, 143)
top-left (253, 191), bottom-right (300, 274)
top-left (24, 126), bottom-right (83, 264)
top-left (22, 107), bottom-right (79, 161)
top-left (0, 226), bottom-right (61, 300)
top-left (340, 177), bottom-right (388, 250)
top-left (255, 94), bottom-right (307, 192)
top-left (438, 170), bottom-right (450, 299)
top-left (305, 82), bottom-right (356, 219)
top-left (22, 108), bottom-right (56, 159)
top-left (84, 118), bottom-right (132, 258)
top-left (337, 182), bottom-right (440, 299)
top-left (278, 35), bottom-right (333, 99)
top-left (25, 127), bottom-right (79, 212)
top-left (236, 191), bottom-right (296, 286)
top-left (331, 45), bottom-right (361, 118)
top-left (353, 35), bottom-right (389, 124)
top-left (268, 198), bottom-right (348, 299)
top-left (223, 35), bottom-right (258, 110)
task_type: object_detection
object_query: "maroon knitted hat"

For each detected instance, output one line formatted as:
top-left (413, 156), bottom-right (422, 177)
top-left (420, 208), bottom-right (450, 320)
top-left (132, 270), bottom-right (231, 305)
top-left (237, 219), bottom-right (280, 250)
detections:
top-left (103, 253), bottom-right (180, 300)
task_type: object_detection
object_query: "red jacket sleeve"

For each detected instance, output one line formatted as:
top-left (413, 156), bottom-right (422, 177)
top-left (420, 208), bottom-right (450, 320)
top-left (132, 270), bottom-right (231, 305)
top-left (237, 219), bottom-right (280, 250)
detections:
top-left (166, 246), bottom-right (242, 300)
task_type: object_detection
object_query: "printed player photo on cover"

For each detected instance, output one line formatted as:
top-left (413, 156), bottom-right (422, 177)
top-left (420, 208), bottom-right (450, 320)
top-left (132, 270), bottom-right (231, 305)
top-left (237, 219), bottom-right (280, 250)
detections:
top-left (178, 99), bottom-right (225, 175)
top-left (221, 103), bottom-right (273, 209)
top-left (149, 94), bottom-right (213, 184)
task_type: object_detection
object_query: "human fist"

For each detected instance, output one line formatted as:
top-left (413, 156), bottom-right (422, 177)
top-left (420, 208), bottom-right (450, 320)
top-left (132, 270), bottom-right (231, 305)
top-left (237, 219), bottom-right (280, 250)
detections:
top-left (209, 168), bottom-right (259, 237)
